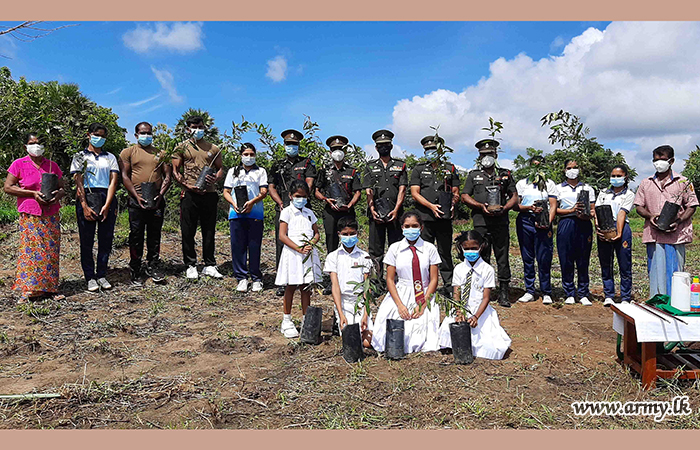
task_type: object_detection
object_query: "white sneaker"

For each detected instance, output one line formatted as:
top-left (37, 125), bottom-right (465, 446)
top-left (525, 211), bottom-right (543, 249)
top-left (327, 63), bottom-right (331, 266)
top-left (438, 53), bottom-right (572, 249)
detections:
top-left (236, 279), bottom-right (248, 292)
top-left (186, 266), bottom-right (198, 279)
top-left (564, 296), bottom-right (575, 305)
top-left (542, 295), bottom-right (553, 305)
top-left (603, 297), bottom-right (614, 307)
top-left (97, 278), bottom-right (112, 290)
top-left (280, 318), bottom-right (298, 338)
top-left (87, 279), bottom-right (99, 292)
top-left (580, 297), bottom-right (592, 306)
top-left (201, 266), bottom-right (224, 279)
top-left (251, 281), bottom-right (263, 292)
top-left (518, 293), bottom-right (535, 303)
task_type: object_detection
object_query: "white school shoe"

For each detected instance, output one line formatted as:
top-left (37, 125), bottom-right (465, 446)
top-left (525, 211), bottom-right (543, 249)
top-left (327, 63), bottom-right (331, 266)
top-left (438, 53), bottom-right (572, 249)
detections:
top-left (580, 297), bottom-right (592, 306)
top-left (186, 266), bottom-right (199, 279)
top-left (603, 297), bottom-right (614, 307)
top-left (202, 266), bottom-right (224, 279)
top-left (97, 278), bottom-right (112, 290)
top-left (517, 293), bottom-right (535, 303)
top-left (564, 296), bottom-right (575, 305)
top-left (542, 295), bottom-right (553, 305)
top-left (236, 279), bottom-right (249, 292)
top-left (280, 317), bottom-right (299, 338)
top-left (87, 279), bottom-right (99, 292)
top-left (251, 281), bottom-right (263, 292)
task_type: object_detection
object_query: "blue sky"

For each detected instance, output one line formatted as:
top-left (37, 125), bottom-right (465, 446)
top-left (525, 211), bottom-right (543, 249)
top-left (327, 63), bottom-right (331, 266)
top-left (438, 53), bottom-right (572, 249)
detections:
top-left (3, 21), bottom-right (700, 181)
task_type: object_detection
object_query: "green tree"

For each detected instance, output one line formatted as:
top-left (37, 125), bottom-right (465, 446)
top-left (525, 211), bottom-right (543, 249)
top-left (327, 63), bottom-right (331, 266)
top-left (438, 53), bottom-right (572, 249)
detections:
top-left (682, 145), bottom-right (700, 194)
top-left (514, 110), bottom-right (638, 191)
top-left (0, 66), bottom-right (127, 182)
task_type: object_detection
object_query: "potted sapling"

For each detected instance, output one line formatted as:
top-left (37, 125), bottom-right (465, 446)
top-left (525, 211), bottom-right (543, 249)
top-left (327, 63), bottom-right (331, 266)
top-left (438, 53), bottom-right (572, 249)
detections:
top-left (530, 170), bottom-right (550, 228)
top-left (427, 126), bottom-right (455, 220)
top-left (343, 256), bottom-right (382, 363)
top-left (39, 144), bottom-right (59, 203)
top-left (480, 117), bottom-right (505, 213)
top-left (298, 234), bottom-right (325, 345)
top-left (141, 140), bottom-right (178, 209)
top-left (74, 151), bottom-right (103, 220)
top-left (656, 179), bottom-right (693, 231)
top-left (193, 140), bottom-right (224, 191)
top-left (595, 205), bottom-right (617, 240)
top-left (434, 290), bottom-right (475, 365)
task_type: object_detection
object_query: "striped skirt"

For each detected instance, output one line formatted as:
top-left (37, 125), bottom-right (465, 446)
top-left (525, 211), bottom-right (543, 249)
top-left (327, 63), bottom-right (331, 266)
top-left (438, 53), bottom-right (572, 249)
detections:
top-left (13, 212), bottom-right (61, 296)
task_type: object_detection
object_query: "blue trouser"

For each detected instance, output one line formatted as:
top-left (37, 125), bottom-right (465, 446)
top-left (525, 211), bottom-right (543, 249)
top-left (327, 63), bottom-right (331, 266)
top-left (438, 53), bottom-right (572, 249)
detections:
top-left (229, 218), bottom-right (264, 282)
top-left (516, 213), bottom-right (553, 295)
top-left (76, 188), bottom-right (117, 281)
top-left (646, 243), bottom-right (686, 298)
top-left (556, 216), bottom-right (592, 298)
top-left (597, 223), bottom-right (632, 302)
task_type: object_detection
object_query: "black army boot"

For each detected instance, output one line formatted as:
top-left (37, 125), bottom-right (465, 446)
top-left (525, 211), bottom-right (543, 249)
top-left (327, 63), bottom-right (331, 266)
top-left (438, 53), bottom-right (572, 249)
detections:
top-left (497, 281), bottom-right (511, 308)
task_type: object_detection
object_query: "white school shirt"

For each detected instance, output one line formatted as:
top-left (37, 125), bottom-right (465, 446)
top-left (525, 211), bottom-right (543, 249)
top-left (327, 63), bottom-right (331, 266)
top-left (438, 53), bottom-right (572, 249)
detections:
top-left (595, 187), bottom-right (636, 224)
top-left (223, 165), bottom-right (268, 220)
top-left (515, 178), bottom-right (558, 208)
top-left (452, 259), bottom-right (496, 310)
top-left (70, 149), bottom-right (120, 189)
top-left (556, 181), bottom-right (596, 217)
top-left (384, 237), bottom-right (441, 287)
top-left (323, 245), bottom-right (372, 297)
top-left (279, 204), bottom-right (317, 246)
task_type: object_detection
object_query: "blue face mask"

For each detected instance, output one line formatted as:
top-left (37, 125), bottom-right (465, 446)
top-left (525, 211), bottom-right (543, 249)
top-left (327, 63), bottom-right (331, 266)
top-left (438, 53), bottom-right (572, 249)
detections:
top-left (340, 234), bottom-right (359, 248)
top-left (292, 197), bottom-right (307, 209)
top-left (285, 144), bottom-right (299, 157)
top-left (137, 135), bottom-right (153, 147)
top-left (191, 129), bottom-right (205, 140)
top-left (610, 177), bottom-right (625, 188)
top-left (425, 149), bottom-right (438, 160)
top-left (464, 250), bottom-right (480, 262)
top-left (90, 135), bottom-right (106, 148)
top-left (403, 227), bottom-right (421, 241)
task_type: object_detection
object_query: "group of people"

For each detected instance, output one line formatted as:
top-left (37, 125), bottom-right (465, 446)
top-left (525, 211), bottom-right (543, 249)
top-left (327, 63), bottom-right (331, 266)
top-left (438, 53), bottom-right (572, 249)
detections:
top-left (3, 115), bottom-right (698, 359)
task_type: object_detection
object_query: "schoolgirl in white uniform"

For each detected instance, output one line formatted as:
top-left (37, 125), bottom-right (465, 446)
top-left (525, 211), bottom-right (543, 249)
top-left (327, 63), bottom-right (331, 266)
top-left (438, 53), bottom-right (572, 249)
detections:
top-left (371, 211), bottom-right (441, 354)
top-left (438, 230), bottom-right (511, 360)
top-left (275, 179), bottom-right (323, 338)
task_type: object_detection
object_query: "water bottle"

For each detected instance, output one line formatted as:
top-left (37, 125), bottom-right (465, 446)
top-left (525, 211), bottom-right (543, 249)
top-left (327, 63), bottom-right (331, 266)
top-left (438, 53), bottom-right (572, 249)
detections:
top-left (691, 277), bottom-right (700, 312)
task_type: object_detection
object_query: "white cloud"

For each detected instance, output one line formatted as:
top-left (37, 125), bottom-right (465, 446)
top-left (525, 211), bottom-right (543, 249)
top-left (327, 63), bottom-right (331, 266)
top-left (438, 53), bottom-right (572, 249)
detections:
top-left (150, 66), bottom-right (183, 103)
top-left (127, 94), bottom-right (161, 107)
top-left (0, 35), bottom-right (17, 59)
top-left (390, 22), bottom-right (700, 181)
top-left (266, 55), bottom-right (288, 82)
top-left (123, 22), bottom-right (204, 54)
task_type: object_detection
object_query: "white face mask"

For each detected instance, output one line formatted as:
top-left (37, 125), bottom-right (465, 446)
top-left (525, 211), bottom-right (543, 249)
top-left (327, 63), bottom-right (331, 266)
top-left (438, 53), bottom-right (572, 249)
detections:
top-left (26, 144), bottom-right (45, 157)
top-left (481, 155), bottom-right (495, 168)
top-left (565, 168), bottom-right (580, 179)
top-left (241, 155), bottom-right (256, 166)
top-left (653, 159), bottom-right (672, 174)
top-left (331, 150), bottom-right (345, 162)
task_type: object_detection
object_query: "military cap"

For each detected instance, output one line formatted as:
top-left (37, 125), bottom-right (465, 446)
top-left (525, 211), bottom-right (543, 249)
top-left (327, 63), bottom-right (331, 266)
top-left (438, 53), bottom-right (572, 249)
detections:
top-left (326, 135), bottom-right (349, 149)
top-left (372, 129), bottom-right (394, 144)
top-left (420, 135), bottom-right (444, 150)
top-left (281, 129), bottom-right (303, 144)
top-left (475, 138), bottom-right (500, 153)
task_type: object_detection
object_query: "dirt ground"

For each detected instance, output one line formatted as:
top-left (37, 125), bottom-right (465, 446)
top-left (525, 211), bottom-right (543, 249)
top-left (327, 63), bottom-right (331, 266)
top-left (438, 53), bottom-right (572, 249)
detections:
top-left (1, 222), bottom-right (700, 429)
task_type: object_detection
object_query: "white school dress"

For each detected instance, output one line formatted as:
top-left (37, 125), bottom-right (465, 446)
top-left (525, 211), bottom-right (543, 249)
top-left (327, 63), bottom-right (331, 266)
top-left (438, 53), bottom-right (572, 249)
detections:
top-left (323, 245), bottom-right (374, 332)
top-left (371, 237), bottom-right (442, 354)
top-left (438, 259), bottom-right (511, 360)
top-left (274, 205), bottom-right (322, 286)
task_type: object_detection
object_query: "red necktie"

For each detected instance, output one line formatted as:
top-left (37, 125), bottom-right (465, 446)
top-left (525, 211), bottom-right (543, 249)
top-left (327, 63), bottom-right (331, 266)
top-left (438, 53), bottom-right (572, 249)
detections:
top-left (409, 245), bottom-right (426, 306)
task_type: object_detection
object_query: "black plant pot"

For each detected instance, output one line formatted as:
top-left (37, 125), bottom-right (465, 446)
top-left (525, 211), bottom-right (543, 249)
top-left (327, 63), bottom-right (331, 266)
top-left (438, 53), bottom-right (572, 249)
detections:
top-left (374, 197), bottom-right (395, 221)
top-left (234, 185), bottom-right (249, 211)
top-left (85, 192), bottom-right (105, 220)
top-left (449, 321), bottom-right (474, 365)
top-left (437, 191), bottom-right (453, 220)
top-left (595, 204), bottom-right (616, 231)
top-left (342, 323), bottom-right (364, 363)
top-left (385, 318), bottom-right (405, 360)
top-left (533, 199), bottom-right (550, 228)
top-left (195, 166), bottom-right (215, 191)
top-left (576, 189), bottom-right (591, 218)
top-left (486, 185), bottom-right (502, 212)
top-left (40, 173), bottom-right (58, 202)
top-left (300, 306), bottom-right (323, 345)
top-left (329, 183), bottom-right (349, 208)
top-left (140, 181), bottom-right (158, 209)
top-left (657, 201), bottom-right (681, 231)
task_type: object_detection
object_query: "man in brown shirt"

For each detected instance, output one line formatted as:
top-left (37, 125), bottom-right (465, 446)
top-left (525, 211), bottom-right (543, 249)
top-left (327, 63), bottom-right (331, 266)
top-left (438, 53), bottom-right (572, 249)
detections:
top-left (172, 115), bottom-right (225, 280)
top-left (120, 121), bottom-right (172, 285)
